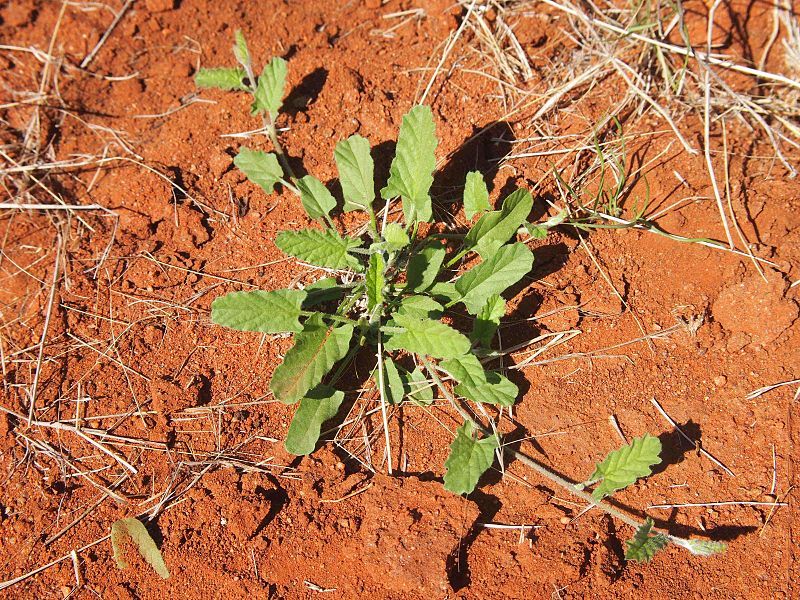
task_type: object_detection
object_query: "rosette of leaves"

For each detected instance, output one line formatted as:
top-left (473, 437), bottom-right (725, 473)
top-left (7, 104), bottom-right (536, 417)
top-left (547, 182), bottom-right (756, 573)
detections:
top-left (200, 35), bottom-right (537, 496)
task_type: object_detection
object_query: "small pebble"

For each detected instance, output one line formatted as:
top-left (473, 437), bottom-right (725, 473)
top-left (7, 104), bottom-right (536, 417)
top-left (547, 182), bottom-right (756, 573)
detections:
top-left (713, 375), bottom-right (727, 387)
top-left (559, 516), bottom-right (571, 524)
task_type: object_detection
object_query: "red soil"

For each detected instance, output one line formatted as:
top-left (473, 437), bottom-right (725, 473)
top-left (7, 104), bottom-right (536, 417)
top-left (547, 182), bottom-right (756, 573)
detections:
top-left (0, 1), bottom-right (798, 598)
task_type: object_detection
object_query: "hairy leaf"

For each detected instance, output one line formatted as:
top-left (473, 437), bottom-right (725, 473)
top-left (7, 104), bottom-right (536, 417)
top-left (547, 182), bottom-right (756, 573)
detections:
top-left (672, 538), bottom-right (726, 557)
top-left (443, 421), bottom-right (499, 495)
top-left (252, 56), bottom-right (287, 115)
top-left (588, 434), bottom-right (662, 501)
top-left (284, 385), bottom-right (345, 455)
top-left (381, 105), bottom-right (437, 223)
top-left (335, 134), bottom-right (375, 213)
top-left (625, 518), bottom-right (669, 563)
top-left (375, 356), bottom-right (405, 405)
top-left (303, 278), bottom-right (346, 307)
top-left (405, 242), bottom-right (445, 293)
top-left (463, 189), bottom-right (533, 257)
top-left (111, 518), bottom-right (170, 579)
top-left (455, 372), bottom-right (518, 407)
top-left (400, 366), bottom-right (434, 405)
top-left (396, 295), bottom-right (443, 320)
top-left (464, 171), bottom-right (490, 220)
top-left (233, 30), bottom-right (250, 68)
top-left (195, 67), bottom-right (248, 91)
top-left (366, 253), bottom-right (385, 311)
top-left (384, 314), bottom-right (471, 359)
top-left (296, 175), bottom-right (337, 223)
top-left (234, 148), bottom-right (283, 194)
top-left (383, 222), bottom-right (410, 251)
top-left (271, 314), bottom-right (354, 404)
top-left (441, 353), bottom-right (487, 387)
top-left (211, 289), bottom-right (306, 333)
top-left (453, 243), bottom-right (533, 314)
top-left (276, 229), bottom-right (362, 271)
top-left (470, 294), bottom-right (505, 347)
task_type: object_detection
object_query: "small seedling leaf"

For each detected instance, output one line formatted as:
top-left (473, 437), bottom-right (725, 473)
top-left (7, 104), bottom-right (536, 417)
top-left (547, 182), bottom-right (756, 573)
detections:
top-left (276, 229), bottom-right (363, 271)
top-left (470, 294), bottom-right (505, 347)
top-left (271, 314), bottom-right (354, 404)
top-left (464, 189), bottom-right (533, 258)
top-left (444, 421), bottom-right (499, 495)
top-left (672, 538), bottom-right (727, 557)
top-left (375, 356), bottom-right (405, 405)
top-left (453, 243), bottom-right (534, 314)
top-left (252, 56), bottom-right (287, 116)
top-left (441, 353), bottom-right (487, 387)
top-left (624, 518), bottom-right (669, 563)
top-left (366, 253), bottom-right (385, 311)
top-left (405, 242), bottom-right (446, 293)
top-left (384, 314), bottom-right (471, 359)
top-left (335, 135), bottom-right (375, 213)
top-left (284, 385), bottom-right (345, 455)
top-left (525, 210), bottom-right (566, 239)
top-left (383, 222), bottom-right (410, 251)
top-left (455, 372), bottom-right (518, 407)
top-left (233, 30), bottom-right (251, 68)
top-left (234, 148), bottom-right (283, 194)
top-left (464, 171), bottom-right (490, 220)
top-left (211, 289), bottom-right (306, 333)
top-left (296, 175), bottom-right (337, 223)
top-left (195, 67), bottom-right (248, 91)
top-left (111, 518), bottom-right (169, 579)
top-left (381, 105), bottom-right (437, 223)
top-left (588, 434), bottom-right (662, 501)
top-left (396, 295), bottom-right (443, 320)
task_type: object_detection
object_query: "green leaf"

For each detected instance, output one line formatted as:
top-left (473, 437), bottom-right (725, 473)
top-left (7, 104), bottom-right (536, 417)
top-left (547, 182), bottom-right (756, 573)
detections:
top-left (366, 253), bottom-right (385, 311)
top-left (296, 175), bottom-right (337, 223)
top-left (383, 314), bottom-right (471, 359)
top-left (625, 518), bottom-right (669, 563)
top-left (453, 243), bottom-right (533, 314)
top-left (470, 294), bottom-right (505, 347)
top-left (284, 385), bottom-right (345, 455)
top-left (399, 366), bottom-right (434, 405)
top-left (234, 148), bottom-right (283, 194)
top-left (443, 421), bottom-right (499, 495)
top-left (303, 278), bottom-right (346, 307)
top-left (195, 67), bottom-right (248, 91)
top-left (335, 135), bottom-right (375, 213)
top-left (383, 222), bottom-right (409, 251)
top-left (672, 538), bottom-right (726, 557)
top-left (396, 295), bottom-right (443, 320)
top-left (525, 210), bottom-right (567, 239)
top-left (375, 356), bottom-right (405, 405)
top-left (252, 56), bottom-right (287, 116)
top-left (587, 434), bottom-right (663, 501)
top-left (271, 314), bottom-right (354, 404)
top-left (211, 289), bottom-right (306, 333)
top-left (464, 189), bottom-right (533, 258)
top-left (464, 171), bottom-right (490, 220)
top-left (427, 281), bottom-right (459, 303)
top-left (441, 353), bottom-right (487, 387)
top-left (381, 105), bottom-right (438, 223)
top-left (111, 518), bottom-right (170, 579)
top-left (455, 372), bottom-right (518, 407)
top-left (276, 229), bottom-right (362, 271)
top-left (233, 30), bottom-right (250, 68)
top-left (405, 242), bottom-right (445, 292)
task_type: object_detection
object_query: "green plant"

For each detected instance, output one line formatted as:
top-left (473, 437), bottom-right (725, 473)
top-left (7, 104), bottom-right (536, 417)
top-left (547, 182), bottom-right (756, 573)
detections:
top-left (196, 33), bottom-right (725, 563)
